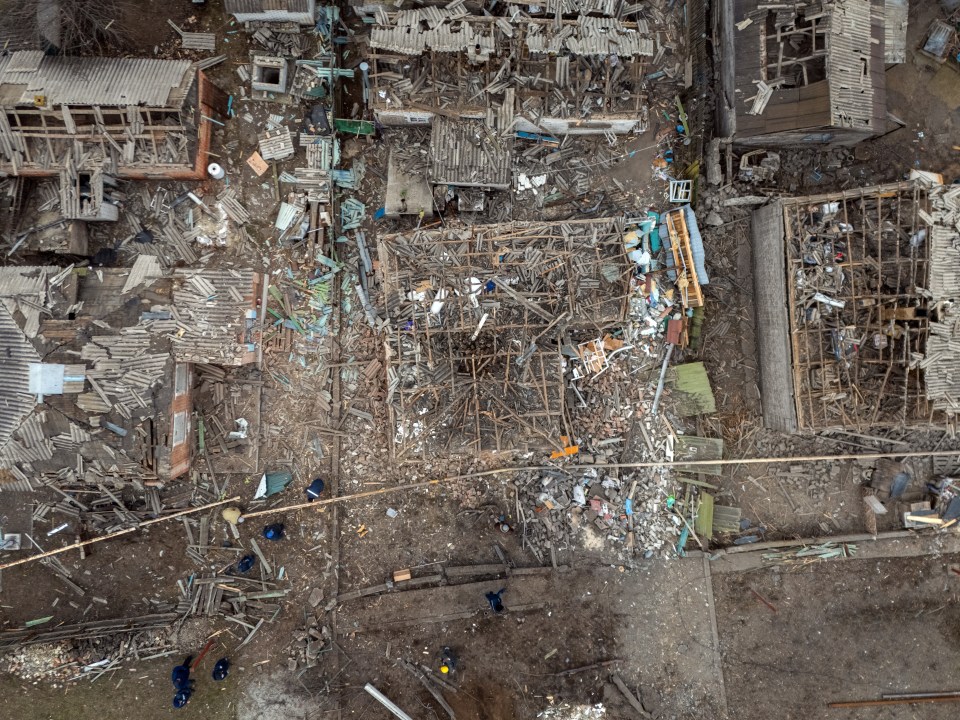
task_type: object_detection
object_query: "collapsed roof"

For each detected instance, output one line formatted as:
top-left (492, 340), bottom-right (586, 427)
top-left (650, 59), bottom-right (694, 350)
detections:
top-left (723, 0), bottom-right (888, 147)
top-left (368, 0), bottom-right (656, 134)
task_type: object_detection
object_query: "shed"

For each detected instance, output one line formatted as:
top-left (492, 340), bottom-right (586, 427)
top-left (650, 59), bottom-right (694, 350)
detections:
top-left (0, 53), bottom-right (223, 179)
top-left (429, 118), bottom-right (512, 190)
top-left (719, 0), bottom-right (889, 147)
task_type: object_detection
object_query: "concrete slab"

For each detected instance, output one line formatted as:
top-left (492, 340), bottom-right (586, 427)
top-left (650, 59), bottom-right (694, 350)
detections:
top-left (384, 149), bottom-right (433, 218)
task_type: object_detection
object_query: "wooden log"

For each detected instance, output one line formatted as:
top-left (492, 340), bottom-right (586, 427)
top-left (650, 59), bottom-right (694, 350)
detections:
top-left (241, 452), bottom-right (960, 521)
top-left (828, 696), bottom-right (960, 708)
top-left (247, 538), bottom-right (273, 576)
top-left (556, 659), bottom-right (621, 676)
top-left (445, 564), bottom-right (508, 578)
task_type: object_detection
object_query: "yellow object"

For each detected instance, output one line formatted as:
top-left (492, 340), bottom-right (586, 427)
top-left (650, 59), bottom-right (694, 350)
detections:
top-left (440, 665), bottom-right (450, 674)
top-left (221, 506), bottom-right (242, 526)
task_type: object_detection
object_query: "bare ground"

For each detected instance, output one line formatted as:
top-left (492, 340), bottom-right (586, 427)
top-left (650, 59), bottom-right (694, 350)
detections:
top-left (714, 552), bottom-right (960, 720)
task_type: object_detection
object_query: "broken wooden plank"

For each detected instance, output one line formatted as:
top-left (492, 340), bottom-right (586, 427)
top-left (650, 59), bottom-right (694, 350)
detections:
top-left (248, 538), bottom-right (273, 575)
top-left (611, 674), bottom-right (653, 719)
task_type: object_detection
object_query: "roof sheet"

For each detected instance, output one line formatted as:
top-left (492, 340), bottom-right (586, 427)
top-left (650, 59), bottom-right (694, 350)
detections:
top-left (826, 0), bottom-right (880, 130)
top-left (225, 0), bottom-right (311, 13)
top-left (0, 54), bottom-right (194, 108)
top-left (170, 269), bottom-right (259, 365)
top-left (0, 304), bottom-right (41, 454)
top-left (883, 0), bottom-right (908, 64)
top-left (429, 118), bottom-right (512, 189)
top-left (0, 25), bottom-right (42, 54)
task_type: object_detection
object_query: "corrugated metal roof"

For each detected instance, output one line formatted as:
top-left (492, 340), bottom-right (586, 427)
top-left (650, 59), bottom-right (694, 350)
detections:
top-left (430, 118), bottom-right (512, 189)
top-left (171, 269), bottom-right (259, 365)
top-left (0, 54), bottom-right (194, 108)
top-left (826, 0), bottom-right (879, 130)
top-left (0, 304), bottom-right (41, 455)
top-left (0, 265), bottom-right (52, 298)
top-left (884, 0), bottom-right (908, 64)
top-left (0, 25), bottom-right (42, 54)
top-left (225, 0), bottom-right (311, 14)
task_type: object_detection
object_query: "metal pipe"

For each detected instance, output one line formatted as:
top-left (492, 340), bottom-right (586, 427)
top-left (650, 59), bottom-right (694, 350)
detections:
top-left (829, 696), bottom-right (960, 708)
top-left (358, 62), bottom-right (370, 105)
top-left (0, 496), bottom-right (241, 571)
top-left (363, 683), bottom-right (414, 720)
top-left (650, 343), bottom-right (673, 416)
top-left (881, 691), bottom-right (960, 700)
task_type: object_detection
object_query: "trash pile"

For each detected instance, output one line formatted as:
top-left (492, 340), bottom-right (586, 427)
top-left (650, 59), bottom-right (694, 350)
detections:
top-left (898, 475), bottom-right (960, 530)
top-left (512, 135), bottom-right (639, 218)
top-left (516, 465), bottom-right (680, 560)
top-left (761, 541), bottom-right (857, 565)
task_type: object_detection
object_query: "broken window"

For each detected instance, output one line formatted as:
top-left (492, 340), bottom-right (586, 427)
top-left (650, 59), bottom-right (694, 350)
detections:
top-left (172, 411), bottom-right (189, 446)
top-left (175, 364), bottom-right (189, 396)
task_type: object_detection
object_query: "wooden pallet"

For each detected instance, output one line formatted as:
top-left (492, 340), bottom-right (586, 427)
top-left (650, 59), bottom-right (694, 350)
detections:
top-left (665, 209), bottom-right (704, 308)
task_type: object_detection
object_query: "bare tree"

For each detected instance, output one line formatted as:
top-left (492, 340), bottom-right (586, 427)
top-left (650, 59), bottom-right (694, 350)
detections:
top-left (1, 0), bottom-right (135, 54)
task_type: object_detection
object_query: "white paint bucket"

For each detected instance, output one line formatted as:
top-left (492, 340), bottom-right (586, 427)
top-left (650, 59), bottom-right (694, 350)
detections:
top-left (207, 163), bottom-right (225, 180)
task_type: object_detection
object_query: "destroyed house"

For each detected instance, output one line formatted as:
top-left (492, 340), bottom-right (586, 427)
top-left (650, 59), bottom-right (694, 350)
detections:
top-left (0, 263), bottom-right (264, 493)
top-left (368, 2), bottom-right (655, 135)
top-left (751, 179), bottom-right (960, 434)
top-left (0, 53), bottom-right (222, 179)
top-left (379, 218), bottom-right (628, 461)
top-left (720, 0), bottom-right (888, 147)
top-left (225, 0), bottom-right (317, 24)
top-left (0, 265), bottom-right (191, 491)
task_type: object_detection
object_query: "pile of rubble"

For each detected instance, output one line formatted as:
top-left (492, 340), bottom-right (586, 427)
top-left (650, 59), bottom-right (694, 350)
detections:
top-left (288, 595), bottom-right (331, 673)
top-left (4, 628), bottom-right (175, 687)
top-left (516, 464), bottom-right (679, 560)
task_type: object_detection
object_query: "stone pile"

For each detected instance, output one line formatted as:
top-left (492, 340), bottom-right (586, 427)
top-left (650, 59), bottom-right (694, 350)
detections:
top-left (288, 618), bottom-right (331, 673)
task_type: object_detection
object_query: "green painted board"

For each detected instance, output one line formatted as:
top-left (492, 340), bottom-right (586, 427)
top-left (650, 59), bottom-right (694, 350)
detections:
top-left (695, 492), bottom-right (714, 539)
top-left (713, 505), bottom-right (742, 534)
top-left (334, 119), bottom-right (375, 135)
top-left (669, 362), bottom-right (716, 415)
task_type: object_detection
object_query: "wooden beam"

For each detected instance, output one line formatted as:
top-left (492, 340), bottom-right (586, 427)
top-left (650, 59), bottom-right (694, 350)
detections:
top-left (241, 451), bottom-right (960, 520)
